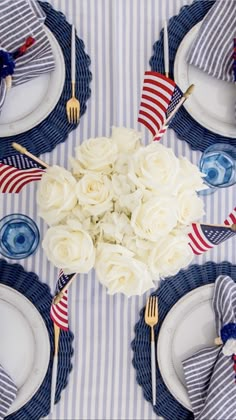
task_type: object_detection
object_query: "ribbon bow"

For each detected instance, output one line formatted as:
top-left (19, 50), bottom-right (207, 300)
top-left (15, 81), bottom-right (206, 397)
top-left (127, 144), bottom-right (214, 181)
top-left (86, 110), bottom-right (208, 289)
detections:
top-left (0, 36), bottom-right (35, 82)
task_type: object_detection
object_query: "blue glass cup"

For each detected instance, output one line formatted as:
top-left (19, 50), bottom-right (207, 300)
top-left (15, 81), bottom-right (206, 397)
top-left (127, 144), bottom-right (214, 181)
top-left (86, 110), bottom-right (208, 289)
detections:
top-left (0, 214), bottom-right (40, 259)
top-left (199, 144), bottom-right (236, 194)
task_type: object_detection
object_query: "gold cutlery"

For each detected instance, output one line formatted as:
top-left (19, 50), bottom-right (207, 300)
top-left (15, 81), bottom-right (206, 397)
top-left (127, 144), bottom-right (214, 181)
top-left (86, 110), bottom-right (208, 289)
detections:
top-left (145, 295), bottom-right (158, 406)
top-left (66, 24), bottom-right (80, 124)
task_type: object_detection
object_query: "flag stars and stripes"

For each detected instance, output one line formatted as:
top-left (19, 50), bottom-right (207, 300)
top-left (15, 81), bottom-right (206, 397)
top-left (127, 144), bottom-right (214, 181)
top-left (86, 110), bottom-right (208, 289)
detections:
top-left (50, 270), bottom-right (75, 331)
top-left (188, 209), bottom-right (236, 255)
top-left (0, 154), bottom-right (45, 193)
top-left (138, 71), bottom-right (183, 140)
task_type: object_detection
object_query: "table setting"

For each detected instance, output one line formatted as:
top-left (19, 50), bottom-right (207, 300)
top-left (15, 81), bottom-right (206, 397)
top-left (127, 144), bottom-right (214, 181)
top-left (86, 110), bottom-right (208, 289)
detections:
top-left (0, 0), bottom-right (235, 419)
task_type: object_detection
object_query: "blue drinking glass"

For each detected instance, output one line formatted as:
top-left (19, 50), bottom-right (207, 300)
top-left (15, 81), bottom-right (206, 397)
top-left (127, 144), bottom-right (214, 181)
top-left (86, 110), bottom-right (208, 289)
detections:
top-left (199, 143), bottom-right (236, 195)
top-left (0, 214), bottom-right (40, 259)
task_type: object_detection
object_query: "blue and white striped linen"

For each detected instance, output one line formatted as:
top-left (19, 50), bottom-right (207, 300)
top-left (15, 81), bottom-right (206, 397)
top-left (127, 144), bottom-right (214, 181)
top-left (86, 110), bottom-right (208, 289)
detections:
top-left (183, 275), bottom-right (236, 420)
top-left (1, 1), bottom-right (235, 419)
top-left (0, 0), bottom-right (55, 112)
top-left (187, 0), bottom-right (236, 82)
top-left (0, 364), bottom-right (17, 420)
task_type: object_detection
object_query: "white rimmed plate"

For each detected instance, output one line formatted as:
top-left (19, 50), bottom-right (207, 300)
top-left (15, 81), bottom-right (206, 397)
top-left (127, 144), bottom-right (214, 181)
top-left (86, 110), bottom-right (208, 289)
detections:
top-left (0, 283), bottom-right (50, 414)
top-left (0, 26), bottom-right (65, 137)
top-left (157, 284), bottom-right (217, 411)
top-left (174, 22), bottom-right (236, 138)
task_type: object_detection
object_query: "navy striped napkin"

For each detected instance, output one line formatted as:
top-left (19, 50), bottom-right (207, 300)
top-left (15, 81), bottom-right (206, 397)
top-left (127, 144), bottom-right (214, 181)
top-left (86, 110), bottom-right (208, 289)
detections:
top-left (0, 364), bottom-right (17, 420)
top-left (187, 0), bottom-right (236, 82)
top-left (183, 275), bottom-right (236, 420)
top-left (0, 0), bottom-right (55, 111)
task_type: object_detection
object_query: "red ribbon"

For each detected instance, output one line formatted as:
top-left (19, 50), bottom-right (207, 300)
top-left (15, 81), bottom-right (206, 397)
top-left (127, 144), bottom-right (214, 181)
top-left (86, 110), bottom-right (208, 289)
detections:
top-left (13, 36), bottom-right (35, 59)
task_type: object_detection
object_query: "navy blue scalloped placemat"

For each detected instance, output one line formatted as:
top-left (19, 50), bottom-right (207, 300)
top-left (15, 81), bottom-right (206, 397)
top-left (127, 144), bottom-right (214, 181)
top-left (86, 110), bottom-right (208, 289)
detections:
top-left (150, 0), bottom-right (236, 152)
top-left (0, 259), bottom-right (74, 420)
top-left (131, 261), bottom-right (236, 420)
top-left (0, 1), bottom-right (92, 159)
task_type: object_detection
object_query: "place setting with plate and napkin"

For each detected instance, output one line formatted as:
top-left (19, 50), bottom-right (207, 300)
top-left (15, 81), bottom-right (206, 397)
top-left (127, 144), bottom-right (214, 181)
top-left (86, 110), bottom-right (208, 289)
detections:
top-left (0, 0), bottom-right (91, 158)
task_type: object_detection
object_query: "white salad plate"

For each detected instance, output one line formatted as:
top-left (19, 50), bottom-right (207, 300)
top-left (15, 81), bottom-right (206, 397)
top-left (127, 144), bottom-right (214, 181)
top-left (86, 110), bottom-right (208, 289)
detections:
top-left (0, 283), bottom-right (50, 414)
top-left (0, 27), bottom-right (65, 137)
top-left (157, 284), bottom-right (217, 410)
top-left (174, 22), bottom-right (236, 138)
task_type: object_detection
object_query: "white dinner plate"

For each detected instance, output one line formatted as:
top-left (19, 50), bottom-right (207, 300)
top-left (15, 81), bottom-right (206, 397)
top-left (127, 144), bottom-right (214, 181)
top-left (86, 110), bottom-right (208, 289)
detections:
top-left (174, 22), bottom-right (236, 138)
top-left (0, 283), bottom-right (50, 414)
top-left (157, 284), bottom-right (217, 411)
top-left (0, 27), bottom-right (65, 137)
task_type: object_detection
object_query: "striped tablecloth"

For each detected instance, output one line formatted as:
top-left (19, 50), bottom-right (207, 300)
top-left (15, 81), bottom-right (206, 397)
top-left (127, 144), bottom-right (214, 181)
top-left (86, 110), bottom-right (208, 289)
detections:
top-left (1, 1), bottom-right (235, 419)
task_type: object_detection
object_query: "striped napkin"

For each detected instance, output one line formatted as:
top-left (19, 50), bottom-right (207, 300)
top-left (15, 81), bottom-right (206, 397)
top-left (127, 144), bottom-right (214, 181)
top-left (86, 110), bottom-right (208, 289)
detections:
top-left (0, 0), bottom-right (55, 111)
top-left (0, 364), bottom-right (17, 420)
top-left (183, 275), bottom-right (236, 420)
top-left (187, 0), bottom-right (236, 82)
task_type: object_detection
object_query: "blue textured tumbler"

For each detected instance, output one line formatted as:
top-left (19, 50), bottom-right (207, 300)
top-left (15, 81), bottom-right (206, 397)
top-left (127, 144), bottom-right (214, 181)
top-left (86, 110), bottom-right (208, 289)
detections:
top-left (199, 143), bottom-right (236, 194)
top-left (0, 214), bottom-right (40, 259)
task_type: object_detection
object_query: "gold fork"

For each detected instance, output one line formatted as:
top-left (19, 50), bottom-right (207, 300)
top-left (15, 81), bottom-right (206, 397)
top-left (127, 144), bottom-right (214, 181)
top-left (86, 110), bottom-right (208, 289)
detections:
top-left (66, 24), bottom-right (80, 124)
top-left (145, 295), bottom-right (158, 406)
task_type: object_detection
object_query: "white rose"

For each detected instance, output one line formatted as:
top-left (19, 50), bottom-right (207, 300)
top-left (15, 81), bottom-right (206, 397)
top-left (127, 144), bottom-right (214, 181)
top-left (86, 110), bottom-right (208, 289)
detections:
top-left (116, 189), bottom-right (143, 214)
top-left (42, 224), bottom-right (95, 274)
top-left (148, 234), bottom-right (193, 278)
top-left (123, 235), bottom-right (157, 275)
top-left (131, 196), bottom-right (178, 241)
top-left (112, 174), bottom-right (142, 214)
top-left (128, 142), bottom-right (179, 193)
top-left (75, 173), bottom-right (114, 216)
top-left (71, 137), bottom-right (118, 175)
top-left (177, 191), bottom-right (205, 225)
top-left (176, 157), bottom-right (207, 193)
top-left (72, 204), bottom-right (90, 224)
top-left (37, 165), bottom-right (77, 226)
top-left (112, 173), bottom-right (133, 196)
top-left (97, 212), bottom-right (133, 243)
top-left (95, 243), bottom-right (154, 296)
top-left (113, 154), bottom-right (129, 175)
top-left (111, 126), bottom-right (142, 153)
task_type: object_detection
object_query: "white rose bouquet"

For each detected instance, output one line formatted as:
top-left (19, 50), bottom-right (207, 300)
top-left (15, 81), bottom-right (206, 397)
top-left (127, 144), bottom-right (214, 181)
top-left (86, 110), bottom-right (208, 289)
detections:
top-left (37, 127), bottom-right (206, 297)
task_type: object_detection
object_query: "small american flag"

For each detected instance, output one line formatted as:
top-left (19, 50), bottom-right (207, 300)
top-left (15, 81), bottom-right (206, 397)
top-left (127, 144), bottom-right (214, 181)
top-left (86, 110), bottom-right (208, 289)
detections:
top-left (138, 71), bottom-right (183, 140)
top-left (50, 270), bottom-right (75, 331)
top-left (188, 209), bottom-right (236, 255)
top-left (0, 154), bottom-right (45, 193)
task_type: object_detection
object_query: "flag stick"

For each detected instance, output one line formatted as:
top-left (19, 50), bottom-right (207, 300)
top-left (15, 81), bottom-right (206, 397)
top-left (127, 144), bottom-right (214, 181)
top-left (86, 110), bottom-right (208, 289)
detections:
top-left (165, 84), bottom-right (195, 125)
top-left (164, 20), bottom-right (169, 78)
top-left (214, 337), bottom-right (223, 345)
top-left (50, 323), bottom-right (60, 413)
top-left (5, 75), bottom-right (12, 90)
top-left (12, 142), bottom-right (49, 169)
top-left (53, 274), bottom-right (77, 304)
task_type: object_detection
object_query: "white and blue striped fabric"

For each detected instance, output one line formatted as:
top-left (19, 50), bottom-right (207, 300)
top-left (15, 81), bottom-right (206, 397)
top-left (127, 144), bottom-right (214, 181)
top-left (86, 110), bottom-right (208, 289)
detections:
top-left (0, 0), bottom-right (55, 112)
top-left (183, 275), bottom-right (236, 420)
top-left (1, 1), bottom-right (235, 419)
top-left (0, 364), bottom-right (17, 420)
top-left (187, 0), bottom-right (236, 82)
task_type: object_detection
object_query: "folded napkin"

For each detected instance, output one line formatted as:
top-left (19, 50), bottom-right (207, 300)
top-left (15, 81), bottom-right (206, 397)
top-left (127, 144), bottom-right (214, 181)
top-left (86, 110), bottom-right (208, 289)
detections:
top-left (0, 0), bottom-right (55, 111)
top-left (182, 275), bottom-right (236, 420)
top-left (0, 364), bottom-right (17, 420)
top-left (187, 0), bottom-right (236, 82)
